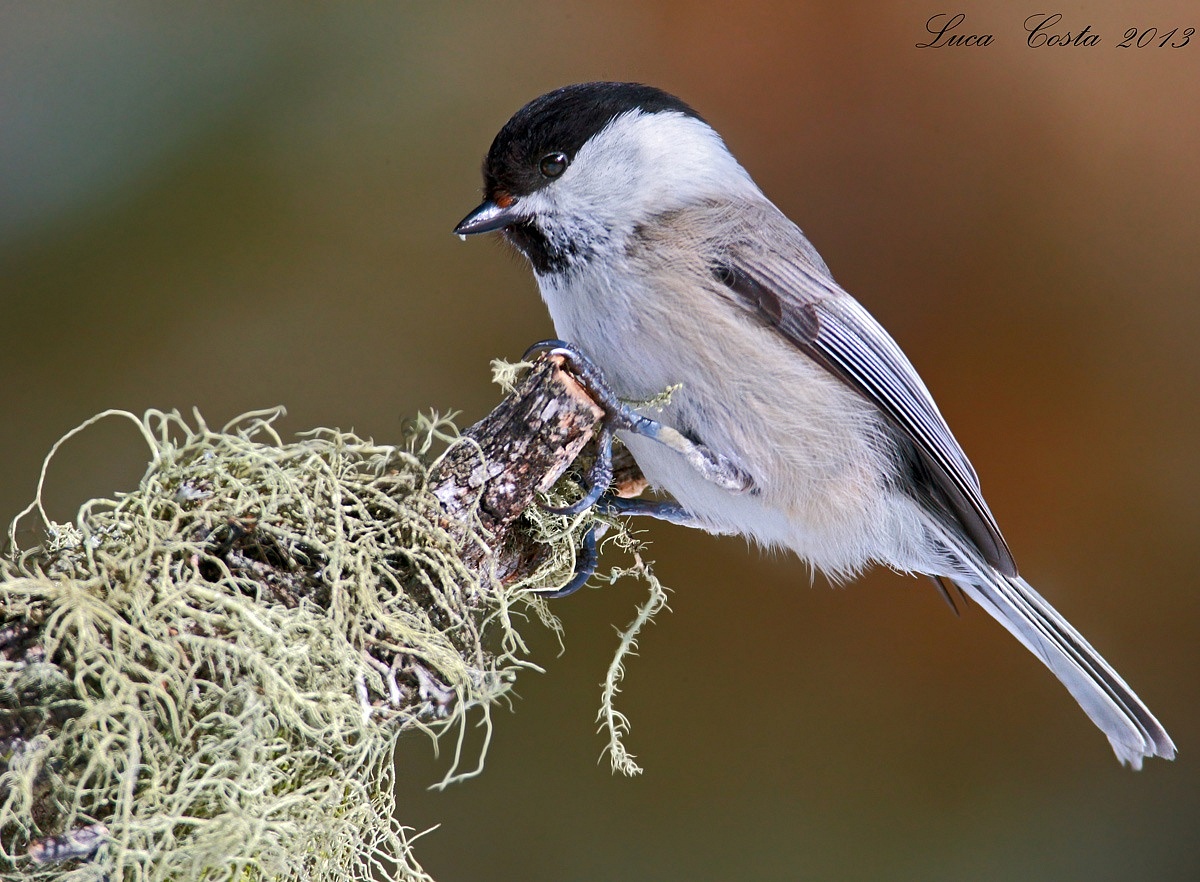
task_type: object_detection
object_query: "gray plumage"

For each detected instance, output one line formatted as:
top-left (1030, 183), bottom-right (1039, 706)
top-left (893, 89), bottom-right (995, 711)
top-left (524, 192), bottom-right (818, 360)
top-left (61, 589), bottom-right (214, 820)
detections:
top-left (456, 82), bottom-right (1175, 767)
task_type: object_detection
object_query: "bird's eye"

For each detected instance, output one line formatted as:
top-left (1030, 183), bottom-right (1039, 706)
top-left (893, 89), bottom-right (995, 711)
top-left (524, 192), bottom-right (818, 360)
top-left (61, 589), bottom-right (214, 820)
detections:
top-left (538, 151), bottom-right (569, 178)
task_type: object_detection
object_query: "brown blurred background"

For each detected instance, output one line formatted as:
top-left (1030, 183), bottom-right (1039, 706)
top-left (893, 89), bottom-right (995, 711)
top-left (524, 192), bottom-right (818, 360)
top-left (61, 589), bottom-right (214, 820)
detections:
top-left (2, 1), bottom-right (1197, 879)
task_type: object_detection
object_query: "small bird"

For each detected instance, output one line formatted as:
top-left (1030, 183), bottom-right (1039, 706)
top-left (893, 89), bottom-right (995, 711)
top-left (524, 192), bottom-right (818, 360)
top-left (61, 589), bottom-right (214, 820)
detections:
top-left (455, 82), bottom-right (1174, 767)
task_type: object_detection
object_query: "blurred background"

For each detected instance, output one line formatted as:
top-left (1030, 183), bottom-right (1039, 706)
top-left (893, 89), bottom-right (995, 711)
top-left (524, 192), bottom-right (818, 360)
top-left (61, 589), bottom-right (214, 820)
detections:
top-left (2, 1), bottom-right (1197, 879)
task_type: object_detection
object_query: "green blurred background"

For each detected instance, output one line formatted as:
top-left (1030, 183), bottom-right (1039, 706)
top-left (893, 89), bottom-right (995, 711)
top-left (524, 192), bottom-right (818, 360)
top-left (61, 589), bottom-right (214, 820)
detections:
top-left (2, 1), bottom-right (1197, 879)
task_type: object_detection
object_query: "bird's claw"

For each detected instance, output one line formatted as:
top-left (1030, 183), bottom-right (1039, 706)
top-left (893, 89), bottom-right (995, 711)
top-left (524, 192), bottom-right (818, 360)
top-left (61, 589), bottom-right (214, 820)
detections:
top-left (524, 340), bottom-right (751, 599)
top-left (526, 339), bottom-right (754, 506)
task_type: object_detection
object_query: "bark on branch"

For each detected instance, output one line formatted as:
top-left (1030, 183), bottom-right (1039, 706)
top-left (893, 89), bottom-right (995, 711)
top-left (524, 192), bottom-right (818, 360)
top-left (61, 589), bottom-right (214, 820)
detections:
top-left (430, 353), bottom-right (606, 581)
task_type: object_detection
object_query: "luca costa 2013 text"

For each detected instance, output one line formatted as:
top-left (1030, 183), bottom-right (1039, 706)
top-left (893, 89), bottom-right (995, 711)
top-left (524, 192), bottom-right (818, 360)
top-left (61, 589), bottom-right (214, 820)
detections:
top-left (916, 13), bottom-right (1194, 48)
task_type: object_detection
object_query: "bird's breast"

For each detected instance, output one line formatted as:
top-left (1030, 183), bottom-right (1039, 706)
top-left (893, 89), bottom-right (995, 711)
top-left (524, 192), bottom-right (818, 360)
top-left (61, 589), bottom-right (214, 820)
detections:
top-left (536, 264), bottom-right (904, 571)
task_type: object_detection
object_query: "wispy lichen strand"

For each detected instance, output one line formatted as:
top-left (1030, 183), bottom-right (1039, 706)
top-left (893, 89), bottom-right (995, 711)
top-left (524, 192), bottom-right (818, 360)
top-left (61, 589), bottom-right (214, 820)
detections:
top-left (0, 396), bottom-right (666, 882)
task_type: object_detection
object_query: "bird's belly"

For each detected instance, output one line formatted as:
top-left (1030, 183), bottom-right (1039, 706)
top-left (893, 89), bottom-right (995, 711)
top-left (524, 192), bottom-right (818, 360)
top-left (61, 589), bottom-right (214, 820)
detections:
top-left (617, 363), bottom-right (894, 577)
top-left (541, 273), bottom-right (913, 576)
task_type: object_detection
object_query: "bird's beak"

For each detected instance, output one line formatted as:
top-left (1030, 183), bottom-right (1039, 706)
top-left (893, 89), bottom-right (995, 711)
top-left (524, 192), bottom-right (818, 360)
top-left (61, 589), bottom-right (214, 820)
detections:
top-left (454, 199), bottom-right (521, 237)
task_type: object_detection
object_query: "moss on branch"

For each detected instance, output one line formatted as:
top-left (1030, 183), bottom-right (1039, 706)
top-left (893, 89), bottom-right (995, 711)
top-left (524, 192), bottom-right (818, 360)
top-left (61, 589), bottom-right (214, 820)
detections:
top-left (0, 355), bottom-right (667, 882)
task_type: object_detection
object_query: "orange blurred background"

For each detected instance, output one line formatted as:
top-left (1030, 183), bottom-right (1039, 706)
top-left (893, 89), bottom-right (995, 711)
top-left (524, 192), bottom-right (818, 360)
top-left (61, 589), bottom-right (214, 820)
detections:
top-left (2, 2), bottom-right (1197, 879)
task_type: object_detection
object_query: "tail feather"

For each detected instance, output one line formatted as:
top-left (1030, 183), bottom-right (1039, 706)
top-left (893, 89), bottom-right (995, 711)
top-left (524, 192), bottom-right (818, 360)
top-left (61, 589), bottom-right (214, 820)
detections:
top-left (932, 526), bottom-right (1175, 768)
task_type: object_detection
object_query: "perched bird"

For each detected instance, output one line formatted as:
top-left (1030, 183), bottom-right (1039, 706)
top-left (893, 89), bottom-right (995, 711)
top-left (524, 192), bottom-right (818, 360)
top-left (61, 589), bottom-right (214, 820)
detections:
top-left (455, 81), bottom-right (1174, 767)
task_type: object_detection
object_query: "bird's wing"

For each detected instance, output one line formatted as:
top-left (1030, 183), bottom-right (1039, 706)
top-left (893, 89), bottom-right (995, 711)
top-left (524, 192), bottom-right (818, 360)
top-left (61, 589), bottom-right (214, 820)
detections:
top-left (711, 226), bottom-right (1018, 576)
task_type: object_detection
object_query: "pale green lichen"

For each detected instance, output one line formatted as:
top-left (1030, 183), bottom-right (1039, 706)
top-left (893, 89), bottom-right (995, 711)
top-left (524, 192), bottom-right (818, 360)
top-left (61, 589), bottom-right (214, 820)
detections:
top-left (0, 396), bottom-right (667, 882)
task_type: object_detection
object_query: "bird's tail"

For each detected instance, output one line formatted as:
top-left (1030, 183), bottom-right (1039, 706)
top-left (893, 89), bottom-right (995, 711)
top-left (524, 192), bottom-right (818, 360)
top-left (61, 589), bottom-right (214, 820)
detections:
top-left (930, 524), bottom-right (1175, 768)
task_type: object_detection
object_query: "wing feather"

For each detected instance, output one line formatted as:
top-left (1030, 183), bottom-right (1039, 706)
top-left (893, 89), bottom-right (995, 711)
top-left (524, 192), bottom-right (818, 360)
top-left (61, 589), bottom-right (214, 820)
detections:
top-left (712, 232), bottom-right (1018, 576)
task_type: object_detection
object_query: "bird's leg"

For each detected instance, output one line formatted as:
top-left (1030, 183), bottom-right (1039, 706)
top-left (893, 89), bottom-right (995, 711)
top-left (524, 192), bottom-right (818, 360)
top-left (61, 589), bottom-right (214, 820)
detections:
top-left (525, 340), bottom-right (753, 508)
top-left (527, 340), bottom-right (747, 597)
top-left (597, 495), bottom-right (699, 525)
top-left (535, 494), bottom-right (725, 598)
top-left (539, 420), bottom-right (617, 516)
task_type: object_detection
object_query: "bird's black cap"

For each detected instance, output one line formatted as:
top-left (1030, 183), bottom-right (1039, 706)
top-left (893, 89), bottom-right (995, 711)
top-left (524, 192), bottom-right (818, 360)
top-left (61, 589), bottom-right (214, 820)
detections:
top-left (481, 82), bottom-right (703, 202)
